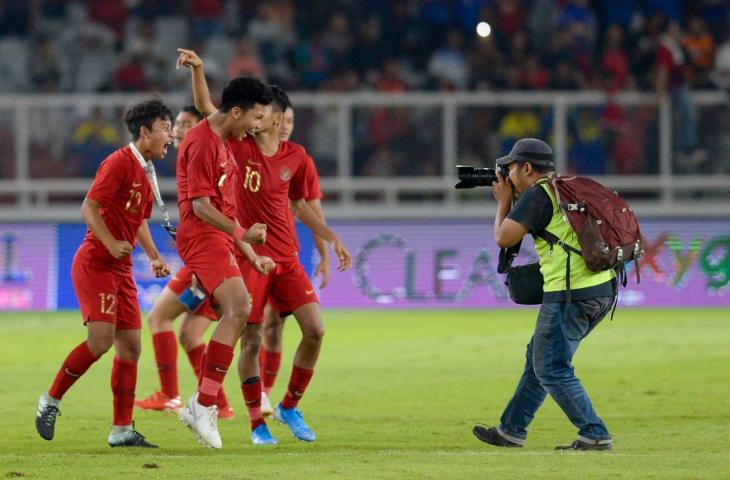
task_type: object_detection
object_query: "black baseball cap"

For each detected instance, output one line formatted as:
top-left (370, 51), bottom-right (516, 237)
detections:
top-left (496, 138), bottom-right (554, 168)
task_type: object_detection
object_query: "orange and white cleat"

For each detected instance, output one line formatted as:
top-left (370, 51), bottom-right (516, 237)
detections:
top-left (134, 391), bottom-right (182, 412)
top-left (217, 405), bottom-right (235, 420)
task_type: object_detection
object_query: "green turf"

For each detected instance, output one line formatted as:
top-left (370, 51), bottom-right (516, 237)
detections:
top-left (1, 308), bottom-right (728, 479)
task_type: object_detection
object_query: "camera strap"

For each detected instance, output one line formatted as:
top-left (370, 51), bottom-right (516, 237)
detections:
top-left (498, 241), bottom-right (521, 273)
top-left (497, 195), bottom-right (523, 274)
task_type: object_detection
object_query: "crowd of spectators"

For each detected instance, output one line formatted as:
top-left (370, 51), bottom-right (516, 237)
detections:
top-left (1, 0), bottom-right (729, 178)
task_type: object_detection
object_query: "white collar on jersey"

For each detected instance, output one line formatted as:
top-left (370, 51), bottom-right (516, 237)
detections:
top-left (128, 141), bottom-right (151, 170)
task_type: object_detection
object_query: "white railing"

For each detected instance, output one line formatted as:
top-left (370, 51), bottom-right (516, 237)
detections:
top-left (0, 90), bottom-right (729, 221)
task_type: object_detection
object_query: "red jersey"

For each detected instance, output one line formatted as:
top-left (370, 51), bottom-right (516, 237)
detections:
top-left (76, 145), bottom-right (153, 274)
top-left (176, 119), bottom-right (239, 250)
top-left (287, 155), bottom-right (322, 249)
top-left (229, 136), bottom-right (316, 262)
top-left (303, 155), bottom-right (323, 202)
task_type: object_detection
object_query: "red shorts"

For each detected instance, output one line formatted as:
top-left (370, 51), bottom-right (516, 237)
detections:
top-left (178, 237), bottom-right (241, 296)
top-left (71, 257), bottom-right (141, 330)
top-left (166, 266), bottom-right (217, 321)
top-left (239, 259), bottom-right (318, 324)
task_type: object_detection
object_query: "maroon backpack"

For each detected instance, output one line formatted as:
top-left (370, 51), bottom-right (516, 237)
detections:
top-left (537, 175), bottom-right (644, 300)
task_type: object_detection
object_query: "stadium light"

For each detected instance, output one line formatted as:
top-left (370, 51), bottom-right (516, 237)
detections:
top-left (476, 22), bottom-right (491, 38)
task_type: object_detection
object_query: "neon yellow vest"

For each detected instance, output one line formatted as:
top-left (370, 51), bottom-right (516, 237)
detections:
top-left (536, 183), bottom-right (615, 292)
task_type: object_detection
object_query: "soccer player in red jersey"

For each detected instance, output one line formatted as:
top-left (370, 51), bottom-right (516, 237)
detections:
top-left (259, 102), bottom-right (332, 417)
top-left (135, 106), bottom-right (234, 418)
top-left (35, 100), bottom-right (174, 448)
top-left (174, 73), bottom-right (272, 449)
top-left (179, 48), bottom-right (352, 444)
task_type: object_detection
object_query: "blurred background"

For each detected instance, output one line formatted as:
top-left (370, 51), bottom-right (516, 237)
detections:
top-left (0, 0), bottom-right (729, 311)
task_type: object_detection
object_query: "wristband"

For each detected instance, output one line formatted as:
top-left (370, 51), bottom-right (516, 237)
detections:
top-left (233, 226), bottom-right (247, 242)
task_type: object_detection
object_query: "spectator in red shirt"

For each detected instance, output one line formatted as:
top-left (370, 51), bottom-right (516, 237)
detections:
top-left (495, 0), bottom-right (526, 38)
top-left (113, 54), bottom-right (150, 92)
top-left (521, 55), bottom-right (551, 90)
top-left (188, 0), bottom-right (223, 40)
top-left (227, 39), bottom-right (267, 80)
top-left (599, 25), bottom-right (632, 92)
top-left (656, 20), bottom-right (703, 168)
top-left (86, 0), bottom-right (128, 42)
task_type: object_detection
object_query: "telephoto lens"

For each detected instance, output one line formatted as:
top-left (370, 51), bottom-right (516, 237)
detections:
top-left (455, 165), bottom-right (500, 189)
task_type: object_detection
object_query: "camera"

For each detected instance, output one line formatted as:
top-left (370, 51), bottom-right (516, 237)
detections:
top-left (454, 165), bottom-right (509, 189)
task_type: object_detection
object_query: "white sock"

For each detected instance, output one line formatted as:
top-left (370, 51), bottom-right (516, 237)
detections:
top-left (44, 393), bottom-right (61, 406)
top-left (111, 424), bottom-right (133, 435)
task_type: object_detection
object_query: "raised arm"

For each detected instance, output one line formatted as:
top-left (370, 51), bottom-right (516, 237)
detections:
top-left (176, 48), bottom-right (218, 117)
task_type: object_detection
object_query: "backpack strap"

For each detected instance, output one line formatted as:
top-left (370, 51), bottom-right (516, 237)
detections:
top-left (535, 229), bottom-right (582, 303)
top-left (633, 241), bottom-right (642, 285)
top-left (609, 278), bottom-right (619, 322)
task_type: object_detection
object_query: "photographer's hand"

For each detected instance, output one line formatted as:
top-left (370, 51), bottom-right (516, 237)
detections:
top-left (492, 171), bottom-right (513, 206)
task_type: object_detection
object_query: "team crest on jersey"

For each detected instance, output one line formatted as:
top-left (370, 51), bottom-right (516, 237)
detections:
top-left (279, 167), bottom-right (292, 181)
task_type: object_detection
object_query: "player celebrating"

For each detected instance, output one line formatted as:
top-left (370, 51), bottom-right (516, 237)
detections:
top-left (178, 48), bottom-right (352, 444)
top-left (175, 74), bottom-right (272, 449)
top-left (136, 105), bottom-right (276, 419)
top-left (259, 99), bottom-right (331, 417)
top-left (35, 100), bottom-right (174, 447)
top-left (134, 105), bottom-right (234, 417)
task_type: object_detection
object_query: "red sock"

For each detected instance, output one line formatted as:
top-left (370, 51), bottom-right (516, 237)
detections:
top-left (152, 331), bottom-right (178, 397)
top-left (261, 348), bottom-right (281, 396)
top-left (189, 343), bottom-right (229, 408)
top-left (111, 356), bottom-right (137, 426)
top-left (216, 384), bottom-right (230, 409)
top-left (49, 341), bottom-right (99, 400)
top-left (241, 378), bottom-right (264, 430)
top-left (198, 340), bottom-right (233, 407)
top-left (185, 344), bottom-right (205, 380)
top-left (281, 366), bottom-right (314, 409)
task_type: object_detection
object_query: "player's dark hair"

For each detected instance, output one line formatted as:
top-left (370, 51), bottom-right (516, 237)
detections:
top-left (219, 76), bottom-right (273, 113)
top-left (124, 100), bottom-right (173, 140)
top-left (269, 85), bottom-right (292, 113)
top-left (181, 104), bottom-right (203, 121)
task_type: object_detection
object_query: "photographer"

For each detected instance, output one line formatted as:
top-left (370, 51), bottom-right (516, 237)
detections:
top-left (472, 138), bottom-right (616, 451)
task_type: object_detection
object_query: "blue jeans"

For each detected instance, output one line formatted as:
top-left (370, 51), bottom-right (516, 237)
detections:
top-left (498, 297), bottom-right (613, 444)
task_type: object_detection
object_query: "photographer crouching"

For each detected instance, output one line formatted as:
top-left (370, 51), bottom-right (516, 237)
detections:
top-left (464, 138), bottom-right (616, 451)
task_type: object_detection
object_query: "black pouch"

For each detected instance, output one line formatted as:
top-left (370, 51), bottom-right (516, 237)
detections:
top-left (506, 262), bottom-right (544, 305)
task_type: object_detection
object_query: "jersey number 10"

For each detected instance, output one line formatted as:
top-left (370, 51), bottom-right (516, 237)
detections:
top-left (243, 166), bottom-right (262, 192)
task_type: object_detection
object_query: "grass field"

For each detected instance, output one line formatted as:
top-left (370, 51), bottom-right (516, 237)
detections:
top-left (1, 308), bottom-right (728, 479)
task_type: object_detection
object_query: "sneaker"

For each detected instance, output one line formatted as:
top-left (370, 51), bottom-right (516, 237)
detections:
top-left (178, 393), bottom-right (222, 449)
top-left (134, 391), bottom-right (182, 412)
top-left (472, 425), bottom-right (523, 448)
top-left (273, 403), bottom-right (316, 442)
top-left (251, 423), bottom-right (278, 445)
top-left (35, 393), bottom-right (61, 441)
top-left (555, 438), bottom-right (613, 451)
top-left (218, 405), bottom-right (235, 420)
top-left (261, 392), bottom-right (273, 417)
top-left (108, 425), bottom-right (158, 448)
